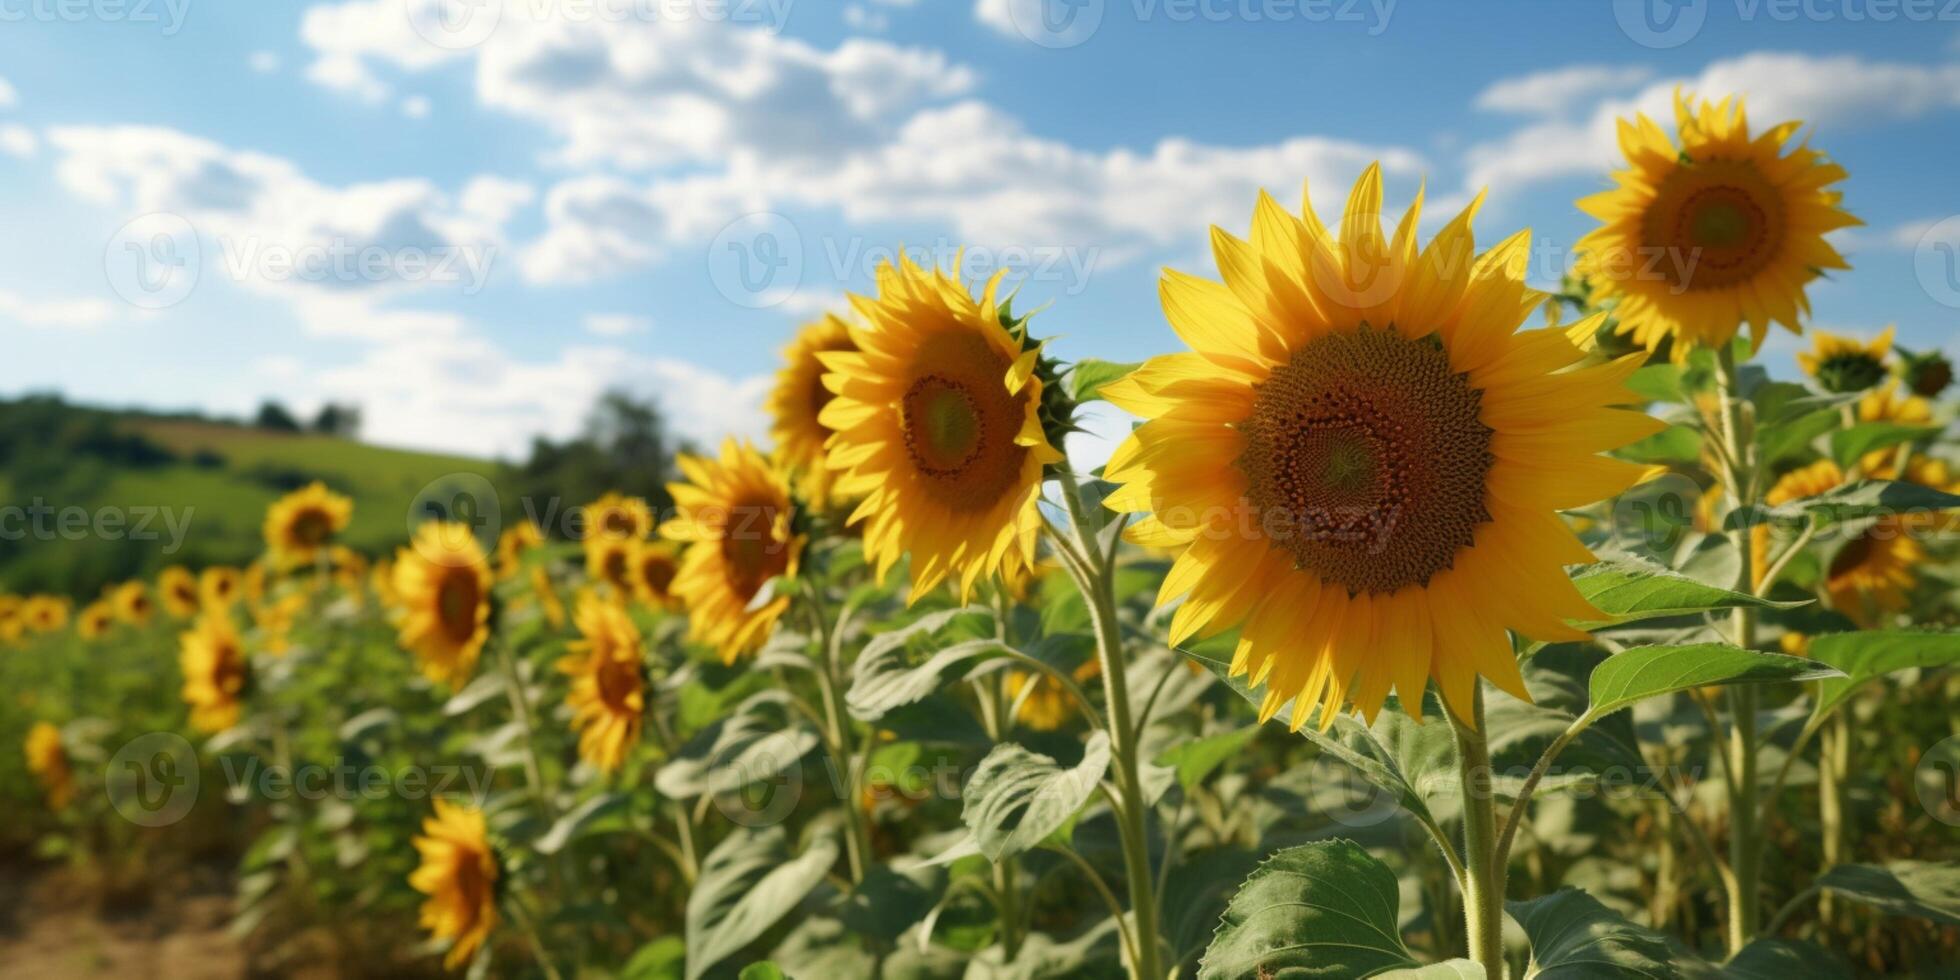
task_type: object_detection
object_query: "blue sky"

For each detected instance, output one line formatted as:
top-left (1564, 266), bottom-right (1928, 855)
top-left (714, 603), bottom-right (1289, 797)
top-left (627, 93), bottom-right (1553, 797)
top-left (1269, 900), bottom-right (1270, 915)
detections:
top-left (2, 0), bottom-right (1957, 461)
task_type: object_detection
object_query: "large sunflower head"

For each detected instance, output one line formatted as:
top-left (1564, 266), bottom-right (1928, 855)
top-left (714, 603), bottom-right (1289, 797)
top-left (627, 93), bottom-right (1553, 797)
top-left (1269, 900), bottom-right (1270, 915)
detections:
top-left (180, 612), bottom-right (249, 733)
top-left (819, 254), bottom-right (1064, 601)
top-left (770, 313), bottom-right (860, 509)
top-left (76, 600), bottom-right (113, 640)
top-left (1798, 325), bottom-right (1893, 393)
top-left (392, 522), bottom-right (493, 689)
top-left (410, 798), bottom-right (500, 971)
top-left (629, 539), bottom-right (682, 610)
top-left (557, 594), bottom-right (646, 774)
top-left (24, 721), bottom-right (73, 810)
top-left (263, 482), bottom-right (353, 568)
top-left (582, 492), bottom-right (654, 542)
top-left (495, 520), bottom-right (545, 580)
top-left (158, 565), bottom-right (201, 618)
top-left (660, 439), bottom-right (804, 664)
top-left (110, 581), bottom-right (153, 626)
top-left (1104, 167), bottom-right (1661, 726)
top-left (1576, 93), bottom-right (1858, 357)
top-left (199, 566), bottom-right (242, 610)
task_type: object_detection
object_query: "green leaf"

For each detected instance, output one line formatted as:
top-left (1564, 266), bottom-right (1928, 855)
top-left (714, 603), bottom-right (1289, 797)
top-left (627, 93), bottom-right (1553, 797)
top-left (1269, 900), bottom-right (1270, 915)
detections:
top-left (1626, 364), bottom-right (1685, 403)
top-left (1569, 558), bottom-right (1803, 630)
top-left (961, 732), bottom-right (1110, 861)
top-left (1154, 725), bottom-right (1259, 792)
top-left (1817, 861), bottom-right (1960, 926)
top-left (1507, 889), bottom-right (1677, 978)
top-left (1379, 964), bottom-right (1487, 979)
top-left (1616, 424), bottom-right (1702, 465)
top-left (1714, 939), bottom-right (1850, 980)
top-left (1828, 422), bottom-right (1940, 470)
top-left (619, 934), bottom-right (687, 980)
top-left (1197, 840), bottom-right (1420, 980)
top-left (1758, 409), bottom-right (1840, 467)
top-left (738, 964), bottom-right (789, 980)
top-left (966, 917), bottom-right (1123, 978)
top-left (686, 827), bottom-right (841, 980)
top-left (847, 637), bottom-right (1014, 723)
top-left (656, 691), bottom-right (819, 799)
top-left (1070, 359), bottom-right (1142, 403)
top-left (336, 706), bottom-right (397, 742)
top-left (443, 672), bottom-right (508, 716)
top-left (535, 793), bottom-right (628, 855)
top-left (1805, 630), bottom-right (1960, 723)
top-left (1730, 479), bottom-right (1960, 529)
top-left (1587, 644), bottom-right (1840, 718)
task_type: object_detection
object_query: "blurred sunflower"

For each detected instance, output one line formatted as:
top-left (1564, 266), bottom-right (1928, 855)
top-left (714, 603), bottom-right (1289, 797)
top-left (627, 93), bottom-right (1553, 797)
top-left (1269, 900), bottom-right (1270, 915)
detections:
top-left (1576, 93), bottom-right (1857, 356)
top-left (370, 557), bottom-right (399, 610)
top-left (557, 595), bottom-right (646, 774)
top-left (110, 581), bottom-right (153, 626)
top-left (583, 492), bottom-right (653, 542)
top-left (660, 439), bottom-right (803, 663)
top-left (410, 799), bottom-right (499, 971)
top-left (25, 721), bottom-right (73, 810)
top-left (1797, 325), bottom-right (1893, 393)
top-left (629, 540), bottom-right (681, 610)
top-left (243, 561), bottom-right (268, 608)
top-left (1104, 167), bottom-right (1660, 726)
top-left (1754, 457), bottom-right (1955, 625)
top-left (529, 565), bottom-right (566, 628)
top-left (158, 565), bottom-right (201, 618)
top-left (1007, 658), bottom-right (1101, 732)
top-left (200, 566), bottom-right (242, 609)
top-left (495, 520), bottom-right (545, 580)
top-left (1856, 381), bottom-right (1936, 475)
top-left (180, 612), bottom-right (249, 732)
top-left (331, 546), bottom-right (369, 599)
top-left (263, 481), bottom-right (353, 568)
top-left (76, 600), bottom-right (113, 640)
top-left (254, 591), bottom-right (310, 656)
top-left (392, 522), bottom-right (493, 688)
top-left (769, 313), bottom-right (859, 508)
top-left (1897, 345), bottom-right (1953, 398)
top-left (584, 536), bottom-right (636, 598)
top-left (22, 595), bottom-right (70, 633)
top-left (819, 255), bottom-right (1062, 601)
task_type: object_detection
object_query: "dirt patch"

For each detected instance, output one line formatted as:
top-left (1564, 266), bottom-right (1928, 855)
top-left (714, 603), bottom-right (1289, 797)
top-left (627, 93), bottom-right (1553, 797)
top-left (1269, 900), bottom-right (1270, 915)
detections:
top-left (0, 862), bottom-right (246, 980)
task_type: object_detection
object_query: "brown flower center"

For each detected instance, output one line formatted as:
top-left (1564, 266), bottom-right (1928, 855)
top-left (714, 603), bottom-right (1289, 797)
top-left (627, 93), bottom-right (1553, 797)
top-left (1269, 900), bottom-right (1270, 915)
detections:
top-left (899, 330), bottom-right (1029, 513)
top-left (1642, 161), bottom-right (1785, 292)
top-left (292, 508), bottom-right (334, 546)
top-left (719, 498), bottom-right (791, 600)
top-left (436, 568), bottom-right (481, 643)
top-left (1237, 327), bottom-right (1493, 596)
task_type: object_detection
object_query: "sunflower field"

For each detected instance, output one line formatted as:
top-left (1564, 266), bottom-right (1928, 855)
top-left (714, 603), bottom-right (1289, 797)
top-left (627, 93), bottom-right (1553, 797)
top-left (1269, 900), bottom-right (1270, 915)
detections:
top-left (6, 93), bottom-right (1960, 980)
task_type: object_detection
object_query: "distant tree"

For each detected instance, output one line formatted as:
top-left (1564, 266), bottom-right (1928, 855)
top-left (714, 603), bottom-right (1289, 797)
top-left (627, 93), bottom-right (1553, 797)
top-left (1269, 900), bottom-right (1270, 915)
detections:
top-left (502, 389), bottom-right (678, 533)
top-left (255, 400), bottom-right (302, 432)
top-left (311, 402), bottom-right (363, 438)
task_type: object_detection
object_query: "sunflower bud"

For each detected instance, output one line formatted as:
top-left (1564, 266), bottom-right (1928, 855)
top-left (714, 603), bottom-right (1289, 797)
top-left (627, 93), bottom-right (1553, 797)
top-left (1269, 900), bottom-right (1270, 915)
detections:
top-left (1898, 345), bottom-right (1953, 399)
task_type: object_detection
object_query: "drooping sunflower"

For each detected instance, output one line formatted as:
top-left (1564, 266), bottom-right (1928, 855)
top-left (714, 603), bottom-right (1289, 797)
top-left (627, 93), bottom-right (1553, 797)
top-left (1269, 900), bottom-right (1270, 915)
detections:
top-left (263, 481), bottom-right (353, 568)
top-left (21, 595), bottom-right (70, 633)
top-left (583, 492), bottom-right (653, 542)
top-left (629, 540), bottom-right (681, 610)
top-left (158, 565), bottom-right (201, 618)
top-left (660, 439), bottom-right (803, 664)
top-left (410, 799), bottom-right (500, 971)
top-left (1105, 167), bottom-right (1662, 726)
top-left (1576, 93), bottom-right (1857, 356)
top-left (1897, 345), bottom-right (1953, 398)
top-left (392, 522), bottom-right (493, 688)
top-left (25, 721), bottom-right (73, 810)
top-left (819, 255), bottom-right (1064, 600)
top-left (769, 313), bottom-right (860, 508)
top-left (1797, 325), bottom-right (1893, 393)
top-left (110, 581), bottom-right (153, 626)
top-left (200, 566), bottom-right (242, 609)
top-left (180, 612), bottom-right (249, 732)
top-left (557, 595), bottom-right (646, 774)
top-left (584, 536), bottom-right (636, 598)
top-left (76, 601), bottom-right (113, 640)
top-left (495, 520), bottom-right (545, 580)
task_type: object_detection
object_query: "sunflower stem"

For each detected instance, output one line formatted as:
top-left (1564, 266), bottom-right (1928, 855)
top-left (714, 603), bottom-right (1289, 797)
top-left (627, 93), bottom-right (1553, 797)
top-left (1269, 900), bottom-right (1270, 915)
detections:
top-left (1450, 685), bottom-right (1508, 979)
top-left (801, 580), bottom-right (872, 884)
top-left (1714, 343), bottom-right (1764, 957)
top-left (1055, 464), bottom-right (1165, 980)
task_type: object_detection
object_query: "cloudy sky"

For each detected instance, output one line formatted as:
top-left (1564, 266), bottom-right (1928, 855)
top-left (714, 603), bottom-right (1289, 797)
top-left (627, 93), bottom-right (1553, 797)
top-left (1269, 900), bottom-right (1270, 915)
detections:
top-left (2, 0), bottom-right (1958, 461)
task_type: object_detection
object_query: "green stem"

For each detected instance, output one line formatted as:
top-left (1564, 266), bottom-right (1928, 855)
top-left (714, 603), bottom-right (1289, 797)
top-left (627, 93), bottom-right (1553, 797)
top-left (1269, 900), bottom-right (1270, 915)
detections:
top-left (802, 581), bottom-right (872, 884)
top-left (1715, 344), bottom-right (1764, 957)
top-left (1450, 686), bottom-right (1506, 979)
top-left (1816, 712), bottom-right (1848, 929)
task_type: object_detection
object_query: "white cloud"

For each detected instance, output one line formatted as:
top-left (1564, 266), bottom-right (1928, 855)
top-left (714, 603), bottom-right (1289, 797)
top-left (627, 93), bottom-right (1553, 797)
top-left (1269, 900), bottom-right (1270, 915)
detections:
top-left (974, 0), bottom-right (1026, 36)
top-left (248, 50), bottom-right (282, 73)
top-left (401, 94), bottom-right (431, 118)
top-left (583, 312), bottom-right (651, 336)
top-left (0, 125), bottom-right (37, 158)
top-left (0, 287), bottom-right (116, 329)
top-left (843, 4), bottom-right (889, 31)
top-left (1473, 65), bottom-right (1652, 116)
top-left (0, 76), bottom-right (16, 108)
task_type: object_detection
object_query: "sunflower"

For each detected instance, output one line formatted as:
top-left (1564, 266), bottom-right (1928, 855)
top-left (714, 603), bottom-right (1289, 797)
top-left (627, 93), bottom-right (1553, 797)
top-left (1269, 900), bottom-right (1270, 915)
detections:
top-left (557, 595), bottom-right (646, 773)
top-left (583, 492), bottom-right (653, 542)
top-left (1007, 657), bottom-right (1101, 732)
top-left (110, 581), bottom-right (153, 626)
top-left (244, 561), bottom-right (268, 608)
top-left (1797, 325), bottom-right (1893, 393)
top-left (629, 540), bottom-right (681, 610)
top-left (660, 439), bottom-right (804, 664)
top-left (1105, 168), bottom-right (1661, 726)
top-left (331, 546), bottom-right (369, 598)
top-left (158, 566), bottom-right (201, 618)
top-left (770, 313), bottom-right (860, 508)
top-left (263, 481), bottom-right (353, 568)
top-left (200, 566), bottom-right (242, 609)
top-left (21, 595), bottom-right (70, 633)
top-left (584, 536), bottom-right (636, 598)
top-left (392, 522), bottom-right (493, 688)
top-left (529, 565), bottom-right (566, 628)
top-left (1856, 381), bottom-right (1936, 475)
top-left (180, 612), bottom-right (249, 732)
top-left (76, 601), bottom-right (113, 640)
top-left (1576, 93), bottom-right (1857, 356)
top-left (1897, 345), bottom-right (1953, 398)
top-left (819, 255), bottom-right (1064, 601)
top-left (410, 799), bottom-right (500, 970)
top-left (25, 722), bottom-right (73, 810)
top-left (1754, 458), bottom-right (1950, 625)
top-left (253, 591), bottom-right (310, 656)
top-left (495, 520), bottom-right (545, 580)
